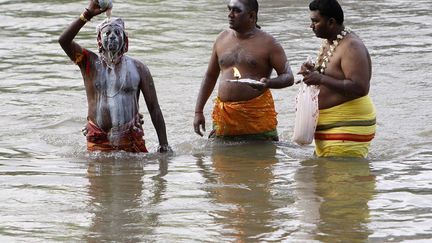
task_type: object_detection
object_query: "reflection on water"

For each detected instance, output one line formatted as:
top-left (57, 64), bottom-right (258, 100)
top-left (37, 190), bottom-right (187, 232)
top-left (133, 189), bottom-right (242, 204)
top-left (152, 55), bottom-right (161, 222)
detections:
top-left (205, 143), bottom-right (278, 241)
top-left (0, 0), bottom-right (432, 241)
top-left (300, 158), bottom-right (376, 243)
top-left (85, 155), bottom-right (168, 242)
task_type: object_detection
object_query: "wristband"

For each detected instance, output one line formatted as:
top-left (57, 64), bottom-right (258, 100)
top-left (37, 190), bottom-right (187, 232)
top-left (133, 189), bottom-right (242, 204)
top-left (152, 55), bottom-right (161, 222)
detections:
top-left (79, 13), bottom-right (89, 23)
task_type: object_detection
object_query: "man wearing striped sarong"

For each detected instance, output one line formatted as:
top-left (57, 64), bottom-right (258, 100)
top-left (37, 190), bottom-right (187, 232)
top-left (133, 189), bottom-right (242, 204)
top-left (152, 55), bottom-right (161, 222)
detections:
top-left (299, 0), bottom-right (376, 157)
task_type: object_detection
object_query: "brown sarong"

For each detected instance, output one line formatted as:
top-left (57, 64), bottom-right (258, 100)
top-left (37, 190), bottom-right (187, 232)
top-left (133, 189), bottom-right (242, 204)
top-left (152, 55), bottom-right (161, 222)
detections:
top-left (86, 115), bottom-right (148, 153)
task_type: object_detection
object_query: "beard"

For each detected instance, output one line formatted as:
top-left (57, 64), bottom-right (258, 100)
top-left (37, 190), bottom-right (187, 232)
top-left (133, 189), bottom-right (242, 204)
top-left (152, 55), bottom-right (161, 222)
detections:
top-left (104, 39), bottom-right (121, 52)
top-left (100, 40), bottom-right (125, 68)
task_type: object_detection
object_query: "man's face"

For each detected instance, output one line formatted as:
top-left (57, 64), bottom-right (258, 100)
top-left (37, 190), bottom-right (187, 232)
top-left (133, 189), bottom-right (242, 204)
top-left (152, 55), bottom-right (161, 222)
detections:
top-left (100, 25), bottom-right (124, 53)
top-left (310, 10), bottom-right (329, 39)
top-left (227, 0), bottom-right (248, 30)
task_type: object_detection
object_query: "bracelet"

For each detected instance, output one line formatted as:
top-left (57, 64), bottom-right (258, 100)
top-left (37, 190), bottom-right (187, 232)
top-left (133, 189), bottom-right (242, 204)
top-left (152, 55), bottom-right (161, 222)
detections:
top-left (195, 111), bottom-right (203, 114)
top-left (80, 8), bottom-right (93, 22)
top-left (79, 13), bottom-right (89, 23)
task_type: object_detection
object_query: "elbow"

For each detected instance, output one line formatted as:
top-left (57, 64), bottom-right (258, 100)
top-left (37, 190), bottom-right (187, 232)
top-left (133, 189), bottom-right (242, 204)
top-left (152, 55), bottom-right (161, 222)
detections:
top-left (283, 73), bottom-right (294, 87)
top-left (357, 89), bottom-right (369, 98)
top-left (58, 34), bottom-right (69, 49)
top-left (287, 74), bottom-right (295, 87)
top-left (58, 36), bottom-right (66, 48)
top-left (351, 85), bottom-right (369, 98)
top-left (148, 105), bottom-right (163, 120)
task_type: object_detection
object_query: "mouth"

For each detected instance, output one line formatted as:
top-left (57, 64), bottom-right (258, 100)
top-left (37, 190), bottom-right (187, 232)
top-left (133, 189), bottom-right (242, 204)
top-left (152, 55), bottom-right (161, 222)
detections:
top-left (107, 41), bottom-right (119, 51)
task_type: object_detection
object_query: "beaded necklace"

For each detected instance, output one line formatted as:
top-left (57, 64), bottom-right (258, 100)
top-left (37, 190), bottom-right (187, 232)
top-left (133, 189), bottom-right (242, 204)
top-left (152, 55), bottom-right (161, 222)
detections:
top-left (315, 27), bottom-right (351, 73)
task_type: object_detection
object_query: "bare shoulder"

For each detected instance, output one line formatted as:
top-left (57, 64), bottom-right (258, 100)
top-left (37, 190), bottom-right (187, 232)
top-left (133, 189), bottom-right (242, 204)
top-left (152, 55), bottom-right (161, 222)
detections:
top-left (126, 56), bottom-right (150, 73)
top-left (214, 29), bottom-right (232, 46)
top-left (258, 30), bottom-right (282, 47)
top-left (85, 48), bottom-right (98, 58)
top-left (216, 29), bottom-right (231, 40)
top-left (342, 33), bottom-right (368, 54)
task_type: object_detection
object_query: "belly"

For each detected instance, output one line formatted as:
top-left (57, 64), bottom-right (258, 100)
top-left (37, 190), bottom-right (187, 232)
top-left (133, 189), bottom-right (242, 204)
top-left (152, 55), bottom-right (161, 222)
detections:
top-left (94, 94), bottom-right (138, 130)
top-left (318, 86), bottom-right (352, 110)
top-left (217, 79), bottom-right (264, 102)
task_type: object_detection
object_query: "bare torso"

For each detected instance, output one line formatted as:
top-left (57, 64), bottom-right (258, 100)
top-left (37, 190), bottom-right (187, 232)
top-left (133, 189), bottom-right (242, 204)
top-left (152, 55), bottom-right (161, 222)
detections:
top-left (84, 55), bottom-right (142, 131)
top-left (318, 33), bottom-right (372, 109)
top-left (216, 29), bottom-right (275, 102)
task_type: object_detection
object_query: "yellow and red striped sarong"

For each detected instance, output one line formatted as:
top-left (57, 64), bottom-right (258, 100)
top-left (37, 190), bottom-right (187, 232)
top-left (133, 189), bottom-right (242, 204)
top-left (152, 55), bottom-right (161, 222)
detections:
top-left (314, 95), bottom-right (376, 158)
top-left (211, 89), bottom-right (278, 141)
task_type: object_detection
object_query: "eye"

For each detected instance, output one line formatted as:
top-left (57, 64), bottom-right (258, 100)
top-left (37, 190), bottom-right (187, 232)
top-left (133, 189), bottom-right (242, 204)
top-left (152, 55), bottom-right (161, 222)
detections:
top-left (115, 29), bottom-right (120, 35)
top-left (228, 6), bottom-right (241, 13)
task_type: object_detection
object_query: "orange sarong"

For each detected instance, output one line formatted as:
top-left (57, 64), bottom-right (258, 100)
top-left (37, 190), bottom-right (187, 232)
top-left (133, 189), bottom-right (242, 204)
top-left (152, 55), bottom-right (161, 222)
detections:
top-left (211, 89), bottom-right (278, 141)
top-left (86, 114), bottom-right (148, 153)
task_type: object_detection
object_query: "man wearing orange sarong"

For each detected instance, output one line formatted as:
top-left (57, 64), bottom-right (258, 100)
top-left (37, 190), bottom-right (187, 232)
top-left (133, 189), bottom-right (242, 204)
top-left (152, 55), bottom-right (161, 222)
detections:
top-left (86, 114), bottom-right (148, 153)
top-left (193, 0), bottom-right (294, 140)
top-left (211, 89), bottom-right (278, 141)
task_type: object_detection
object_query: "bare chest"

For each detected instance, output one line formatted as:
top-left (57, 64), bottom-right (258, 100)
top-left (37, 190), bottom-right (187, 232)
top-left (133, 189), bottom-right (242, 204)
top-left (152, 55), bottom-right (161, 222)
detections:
top-left (220, 45), bottom-right (258, 68)
top-left (93, 58), bottom-right (141, 97)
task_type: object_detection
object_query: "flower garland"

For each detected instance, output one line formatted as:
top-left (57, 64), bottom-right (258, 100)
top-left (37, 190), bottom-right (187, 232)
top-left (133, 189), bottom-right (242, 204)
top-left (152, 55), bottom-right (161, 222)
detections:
top-left (315, 27), bottom-right (351, 73)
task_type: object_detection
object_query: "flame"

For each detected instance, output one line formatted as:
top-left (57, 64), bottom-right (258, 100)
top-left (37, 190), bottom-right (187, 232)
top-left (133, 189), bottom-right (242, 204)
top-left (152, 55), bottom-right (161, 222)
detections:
top-left (233, 67), bottom-right (241, 79)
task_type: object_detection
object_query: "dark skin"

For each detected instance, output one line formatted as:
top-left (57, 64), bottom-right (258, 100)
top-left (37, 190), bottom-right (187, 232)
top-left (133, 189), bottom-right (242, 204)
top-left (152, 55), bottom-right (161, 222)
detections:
top-left (193, 0), bottom-right (294, 136)
top-left (58, 0), bottom-right (170, 152)
top-left (299, 10), bottom-right (372, 110)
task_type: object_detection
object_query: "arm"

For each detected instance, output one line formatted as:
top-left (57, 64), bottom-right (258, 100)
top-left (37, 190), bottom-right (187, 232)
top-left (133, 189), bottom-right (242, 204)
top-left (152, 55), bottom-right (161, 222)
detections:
top-left (193, 45), bottom-right (220, 136)
top-left (58, 0), bottom-right (105, 61)
top-left (261, 41), bottom-right (294, 89)
top-left (139, 64), bottom-right (169, 152)
top-left (303, 39), bottom-right (371, 98)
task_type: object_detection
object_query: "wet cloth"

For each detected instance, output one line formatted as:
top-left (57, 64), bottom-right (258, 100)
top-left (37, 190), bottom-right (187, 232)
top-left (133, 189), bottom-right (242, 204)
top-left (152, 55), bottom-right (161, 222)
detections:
top-left (86, 114), bottom-right (148, 153)
top-left (211, 89), bottom-right (278, 141)
top-left (314, 95), bottom-right (376, 158)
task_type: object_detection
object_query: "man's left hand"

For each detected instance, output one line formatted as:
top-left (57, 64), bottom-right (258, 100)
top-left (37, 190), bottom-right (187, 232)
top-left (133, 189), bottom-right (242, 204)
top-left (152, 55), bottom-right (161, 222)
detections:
top-left (248, 78), bottom-right (268, 90)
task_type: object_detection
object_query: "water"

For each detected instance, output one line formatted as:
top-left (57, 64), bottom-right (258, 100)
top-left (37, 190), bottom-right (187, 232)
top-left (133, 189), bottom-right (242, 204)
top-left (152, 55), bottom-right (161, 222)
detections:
top-left (1, 0), bottom-right (431, 241)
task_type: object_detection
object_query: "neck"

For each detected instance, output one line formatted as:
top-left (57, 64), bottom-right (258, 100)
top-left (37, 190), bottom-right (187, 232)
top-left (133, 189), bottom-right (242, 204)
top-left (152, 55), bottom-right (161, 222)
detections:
top-left (326, 25), bottom-right (345, 42)
top-left (234, 26), bottom-right (258, 39)
top-left (101, 50), bottom-right (123, 69)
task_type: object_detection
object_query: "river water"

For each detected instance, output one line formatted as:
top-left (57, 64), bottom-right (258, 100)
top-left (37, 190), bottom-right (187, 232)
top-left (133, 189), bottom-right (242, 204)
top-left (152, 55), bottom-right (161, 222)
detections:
top-left (1, 0), bottom-right (431, 242)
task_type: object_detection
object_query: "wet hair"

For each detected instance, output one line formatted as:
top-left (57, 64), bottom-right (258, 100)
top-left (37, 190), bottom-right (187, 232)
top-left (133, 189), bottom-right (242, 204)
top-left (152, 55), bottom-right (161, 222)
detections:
top-left (242, 0), bottom-right (261, 29)
top-left (309, 0), bottom-right (344, 25)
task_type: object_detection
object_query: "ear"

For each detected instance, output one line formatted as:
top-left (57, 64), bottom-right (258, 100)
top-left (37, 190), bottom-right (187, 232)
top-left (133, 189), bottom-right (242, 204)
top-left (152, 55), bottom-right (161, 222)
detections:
top-left (97, 32), bottom-right (104, 53)
top-left (328, 17), bottom-right (336, 27)
top-left (249, 11), bottom-right (256, 20)
top-left (123, 31), bottom-right (129, 53)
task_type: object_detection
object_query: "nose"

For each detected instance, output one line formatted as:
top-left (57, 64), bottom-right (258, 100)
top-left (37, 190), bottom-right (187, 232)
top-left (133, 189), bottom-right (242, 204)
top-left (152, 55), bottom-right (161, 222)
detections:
top-left (228, 9), bottom-right (234, 18)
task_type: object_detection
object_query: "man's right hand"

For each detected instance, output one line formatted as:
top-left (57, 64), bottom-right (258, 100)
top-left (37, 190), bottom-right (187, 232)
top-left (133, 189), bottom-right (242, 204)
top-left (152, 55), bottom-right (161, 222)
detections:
top-left (298, 61), bottom-right (315, 76)
top-left (193, 113), bottom-right (206, 137)
top-left (86, 0), bottom-right (109, 18)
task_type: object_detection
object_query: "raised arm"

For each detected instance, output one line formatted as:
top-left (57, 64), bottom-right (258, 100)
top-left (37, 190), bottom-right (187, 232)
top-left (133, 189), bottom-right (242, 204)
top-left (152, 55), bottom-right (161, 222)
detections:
top-left (58, 0), bottom-right (106, 61)
top-left (193, 44), bottom-right (220, 136)
top-left (139, 63), bottom-right (169, 152)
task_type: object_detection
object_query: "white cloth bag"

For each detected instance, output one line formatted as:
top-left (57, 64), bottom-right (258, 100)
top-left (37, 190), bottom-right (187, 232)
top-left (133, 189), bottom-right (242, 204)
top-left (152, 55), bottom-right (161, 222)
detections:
top-left (292, 83), bottom-right (320, 145)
